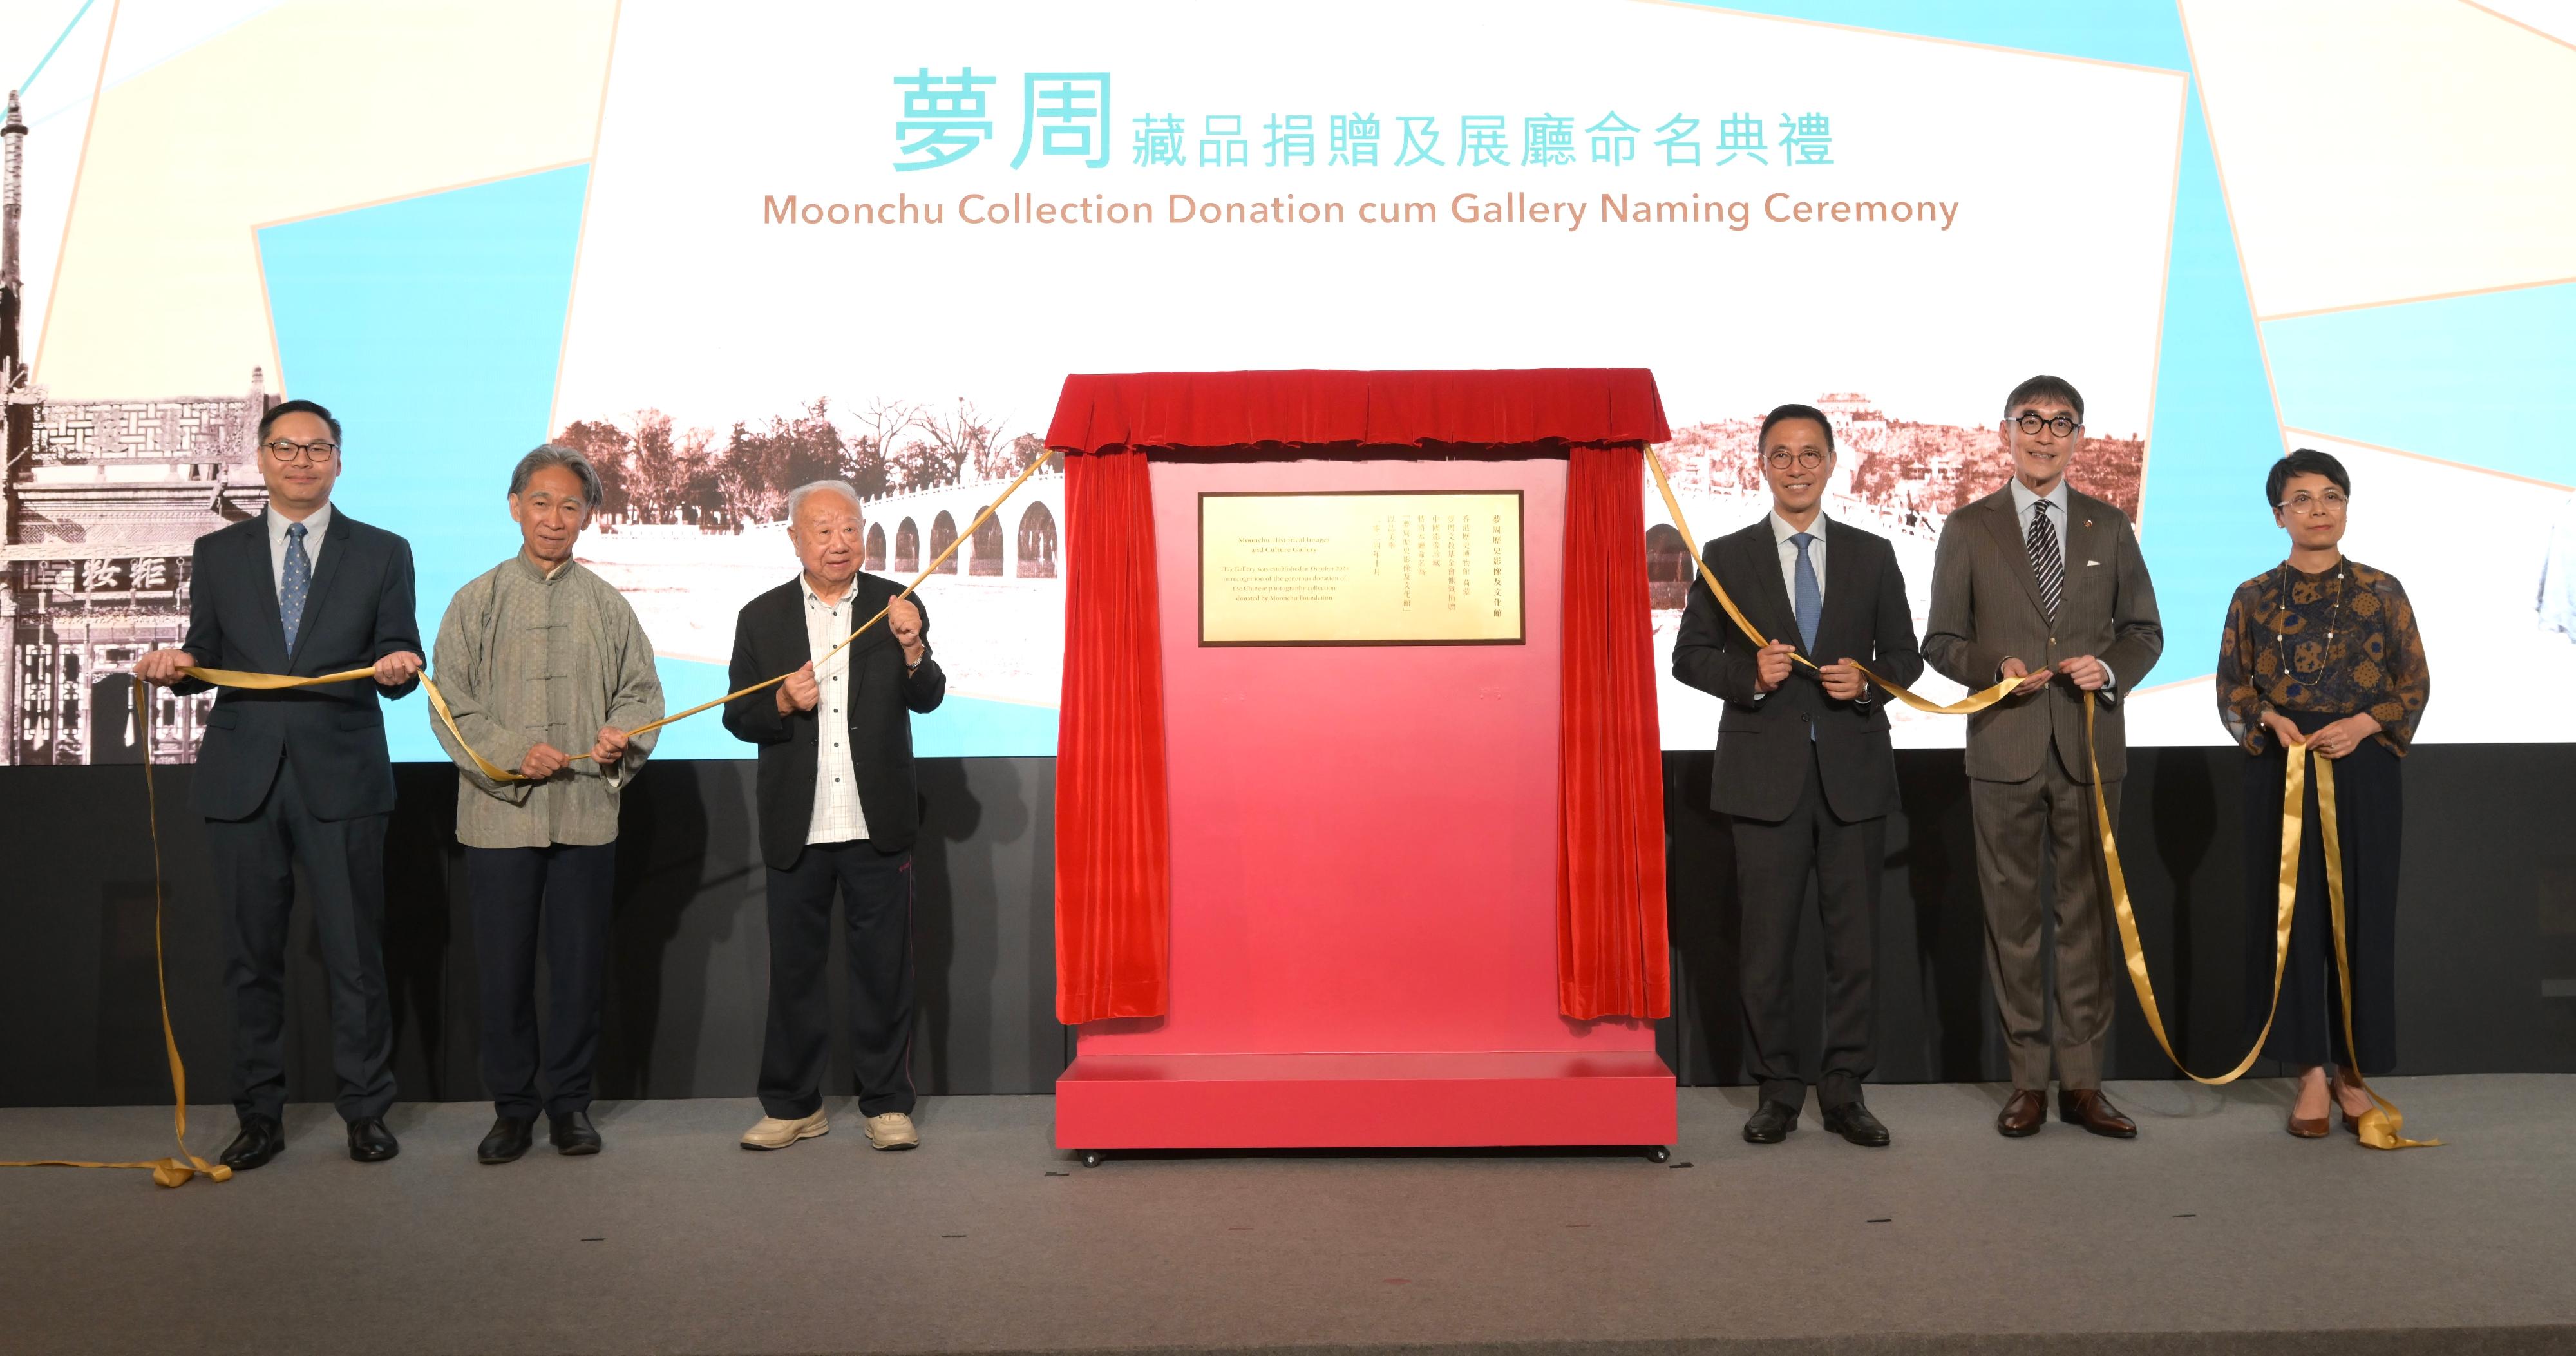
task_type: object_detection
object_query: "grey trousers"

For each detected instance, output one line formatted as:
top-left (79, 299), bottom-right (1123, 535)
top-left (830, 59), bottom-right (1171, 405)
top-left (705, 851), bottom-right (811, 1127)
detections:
top-left (1969, 754), bottom-right (2122, 1091)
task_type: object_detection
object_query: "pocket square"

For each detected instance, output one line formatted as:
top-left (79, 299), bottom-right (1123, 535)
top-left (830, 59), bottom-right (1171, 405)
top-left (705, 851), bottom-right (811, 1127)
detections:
top-left (2086, 559), bottom-right (2100, 566)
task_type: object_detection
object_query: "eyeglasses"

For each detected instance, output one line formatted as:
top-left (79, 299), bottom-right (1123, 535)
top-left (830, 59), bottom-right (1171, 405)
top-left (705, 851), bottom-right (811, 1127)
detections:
top-left (262, 439), bottom-right (339, 463)
top-left (1765, 448), bottom-right (1828, 470)
top-left (2012, 412), bottom-right (2081, 438)
top-left (2277, 490), bottom-right (2349, 515)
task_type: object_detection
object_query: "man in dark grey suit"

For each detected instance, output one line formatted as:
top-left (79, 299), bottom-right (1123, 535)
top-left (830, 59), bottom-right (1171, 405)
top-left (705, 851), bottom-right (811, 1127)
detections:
top-left (1674, 404), bottom-right (1924, 1147)
top-left (135, 399), bottom-right (424, 1169)
top-left (1923, 376), bottom-right (2162, 1138)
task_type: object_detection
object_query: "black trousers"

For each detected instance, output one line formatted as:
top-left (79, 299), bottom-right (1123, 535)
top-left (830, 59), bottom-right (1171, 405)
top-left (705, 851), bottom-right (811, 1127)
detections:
top-left (759, 840), bottom-right (917, 1119)
top-left (1730, 740), bottom-right (1884, 1110)
top-left (2243, 710), bottom-right (2401, 1074)
top-left (205, 758), bottom-right (395, 1123)
top-left (465, 842), bottom-right (617, 1118)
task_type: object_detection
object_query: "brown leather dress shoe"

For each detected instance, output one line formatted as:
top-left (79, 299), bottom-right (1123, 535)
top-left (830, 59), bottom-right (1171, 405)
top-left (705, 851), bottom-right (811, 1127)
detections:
top-left (2287, 1112), bottom-right (2330, 1138)
top-left (2057, 1089), bottom-right (2137, 1138)
top-left (1996, 1089), bottom-right (2047, 1137)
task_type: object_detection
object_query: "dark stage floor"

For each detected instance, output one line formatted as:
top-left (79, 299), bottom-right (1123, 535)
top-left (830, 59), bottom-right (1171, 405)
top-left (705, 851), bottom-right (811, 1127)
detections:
top-left (5, 1078), bottom-right (2571, 1355)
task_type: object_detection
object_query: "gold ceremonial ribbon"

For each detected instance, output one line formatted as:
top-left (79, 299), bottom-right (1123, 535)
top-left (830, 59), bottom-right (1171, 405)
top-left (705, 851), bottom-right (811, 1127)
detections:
top-left (2317, 754), bottom-right (2439, 1147)
top-left (1, 448), bottom-right (1059, 1187)
top-left (1646, 448), bottom-right (2432, 1142)
top-left (0, 677), bottom-right (234, 1187)
top-left (2087, 693), bottom-right (2286, 1085)
top-left (1643, 446), bottom-right (2020, 714)
top-left (2085, 696), bottom-right (2436, 1147)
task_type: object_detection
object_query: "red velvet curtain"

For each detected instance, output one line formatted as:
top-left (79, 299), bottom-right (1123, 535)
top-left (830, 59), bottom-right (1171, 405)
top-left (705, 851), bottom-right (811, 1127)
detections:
top-left (1054, 448), bottom-right (1171, 1023)
top-left (1557, 443), bottom-right (1671, 1020)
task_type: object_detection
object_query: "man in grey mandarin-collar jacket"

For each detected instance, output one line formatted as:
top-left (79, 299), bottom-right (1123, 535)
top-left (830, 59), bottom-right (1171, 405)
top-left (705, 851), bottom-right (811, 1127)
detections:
top-left (432, 445), bottom-right (663, 1165)
top-left (1924, 375), bottom-right (2161, 1140)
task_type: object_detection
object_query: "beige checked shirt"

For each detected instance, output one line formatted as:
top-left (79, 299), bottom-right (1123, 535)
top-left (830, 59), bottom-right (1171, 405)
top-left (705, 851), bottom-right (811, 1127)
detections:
top-left (431, 553), bottom-right (664, 849)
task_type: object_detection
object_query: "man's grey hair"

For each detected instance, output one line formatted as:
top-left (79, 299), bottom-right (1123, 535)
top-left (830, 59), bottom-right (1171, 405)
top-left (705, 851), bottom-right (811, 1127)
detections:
top-left (509, 444), bottom-right (605, 510)
top-left (786, 479), bottom-right (864, 525)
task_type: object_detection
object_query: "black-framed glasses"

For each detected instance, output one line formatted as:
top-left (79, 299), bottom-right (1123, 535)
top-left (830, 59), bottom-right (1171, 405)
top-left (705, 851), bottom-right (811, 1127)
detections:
top-left (2277, 490), bottom-right (2349, 515)
top-left (1765, 448), bottom-right (1828, 470)
top-left (262, 438), bottom-right (338, 463)
top-left (2012, 412), bottom-right (2080, 437)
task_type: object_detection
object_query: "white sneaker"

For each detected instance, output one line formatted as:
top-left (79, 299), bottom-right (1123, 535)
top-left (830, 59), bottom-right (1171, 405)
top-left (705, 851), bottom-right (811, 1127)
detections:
top-left (863, 1112), bottom-right (919, 1151)
top-left (739, 1108), bottom-right (830, 1150)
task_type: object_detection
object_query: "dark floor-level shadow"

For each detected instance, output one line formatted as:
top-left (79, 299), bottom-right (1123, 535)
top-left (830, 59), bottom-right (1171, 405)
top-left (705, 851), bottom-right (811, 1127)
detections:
top-left (908, 767), bottom-right (982, 1094)
top-left (1662, 750), bottom-right (1745, 1086)
top-left (598, 760), bottom-right (730, 1100)
top-left (2145, 748), bottom-right (2222, 1072)
top-left (382, 765), bottom-right (462, 1102)
top-left (1894, 755), bottom-right (1990, 1082)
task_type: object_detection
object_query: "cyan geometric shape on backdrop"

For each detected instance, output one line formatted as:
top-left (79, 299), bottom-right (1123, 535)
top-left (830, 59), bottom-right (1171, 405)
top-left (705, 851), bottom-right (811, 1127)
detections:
top-left (2264, 282), bottom-right (2576, 487)
top-left (260, 165), bottom-right (596, 762)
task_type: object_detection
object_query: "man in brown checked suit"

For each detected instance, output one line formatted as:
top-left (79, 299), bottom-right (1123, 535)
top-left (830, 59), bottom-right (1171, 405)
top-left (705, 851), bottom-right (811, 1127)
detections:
top-left (1924, 375), bottom-right (2162, 1138)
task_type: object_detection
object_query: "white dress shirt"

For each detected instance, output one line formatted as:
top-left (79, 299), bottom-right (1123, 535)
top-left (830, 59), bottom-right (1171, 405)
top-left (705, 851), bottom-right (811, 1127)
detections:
top-left (2003, 475), bottom-right (2114, 693)
top-left (265, 503), bottom-right (332, 599)
top-left (804, 578), bottom-right (871, 845)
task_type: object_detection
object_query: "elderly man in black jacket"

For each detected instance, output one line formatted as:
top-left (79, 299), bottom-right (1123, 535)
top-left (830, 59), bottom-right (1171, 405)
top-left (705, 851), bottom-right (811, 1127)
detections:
top-left (724, 479), bottom-right (944, 1152)
top-left (135, 399), bottom-right (424, 1169)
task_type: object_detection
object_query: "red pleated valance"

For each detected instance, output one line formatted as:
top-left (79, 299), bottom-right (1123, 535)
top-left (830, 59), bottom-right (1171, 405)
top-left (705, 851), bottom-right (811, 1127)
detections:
top-left (1045, 368), bottom-right (1671, 455)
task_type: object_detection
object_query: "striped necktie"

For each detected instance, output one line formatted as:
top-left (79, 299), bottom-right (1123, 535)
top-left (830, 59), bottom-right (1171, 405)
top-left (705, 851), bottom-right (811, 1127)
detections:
top-left (2027, 500), bottom-right (2062, 619)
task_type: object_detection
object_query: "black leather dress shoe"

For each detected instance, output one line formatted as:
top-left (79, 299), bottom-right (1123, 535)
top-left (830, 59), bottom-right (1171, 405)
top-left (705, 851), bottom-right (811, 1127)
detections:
top-left (1741, 1100), bottom-right (1799, 1144)
top-left (477, 1116), bottom-right (534, 1165)
top-left (1821, 1100), bottom-right (1891, 1147)
top-left (346, 1117), bottom-right (400, 1163)
top-left (549, 1111), bottom-right (602, 1156)
top-left (218, 1115), bottom-right (285, 1172)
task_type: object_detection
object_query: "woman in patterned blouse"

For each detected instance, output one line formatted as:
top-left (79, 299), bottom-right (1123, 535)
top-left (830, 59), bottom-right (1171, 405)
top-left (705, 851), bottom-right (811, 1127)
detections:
top-left (2215, 448), bottom-right (2430, 1138)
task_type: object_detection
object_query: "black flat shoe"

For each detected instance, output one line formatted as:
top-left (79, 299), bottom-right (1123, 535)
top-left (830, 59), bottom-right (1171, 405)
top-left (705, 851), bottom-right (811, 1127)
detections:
top-left (1821, 1100), bottom-right (1891, 1147)
top-left (1741, 1100), bottom-right (1799, 1145)
top-left (346, 1116), bottom-right (400, 1163)
top-left (549, 1111), bottom-right (602, 1156)
top-left (477, 1116), bottom-right (534, 1165)
top-left (219, 1115), bottom-right (285, 1172)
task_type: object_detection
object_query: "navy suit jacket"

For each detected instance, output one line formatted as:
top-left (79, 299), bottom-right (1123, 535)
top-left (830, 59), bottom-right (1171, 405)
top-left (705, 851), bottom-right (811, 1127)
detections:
top-left (1671, 516), bottom-right (1924, 823)
top-left (174, 508), bottom-right (422, 821)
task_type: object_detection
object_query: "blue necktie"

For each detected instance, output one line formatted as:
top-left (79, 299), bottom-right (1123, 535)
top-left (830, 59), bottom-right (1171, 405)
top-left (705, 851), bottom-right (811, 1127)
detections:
top-left (280, 521), bottom-right (312, 652)
top-left (1792, 531), bottom-right (1822, 653)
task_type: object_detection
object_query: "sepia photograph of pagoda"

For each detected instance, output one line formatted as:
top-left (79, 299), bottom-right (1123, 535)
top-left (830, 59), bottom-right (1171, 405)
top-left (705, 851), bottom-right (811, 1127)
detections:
top-left (0, 90), bottom-right (277, 766)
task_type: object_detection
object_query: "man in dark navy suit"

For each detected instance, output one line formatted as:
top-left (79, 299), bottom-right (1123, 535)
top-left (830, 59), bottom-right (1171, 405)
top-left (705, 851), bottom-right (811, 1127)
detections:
top-left (1672, 403), bottom-right (1924, 1147)
top-left (135, 399), bottom-right (424, 1169)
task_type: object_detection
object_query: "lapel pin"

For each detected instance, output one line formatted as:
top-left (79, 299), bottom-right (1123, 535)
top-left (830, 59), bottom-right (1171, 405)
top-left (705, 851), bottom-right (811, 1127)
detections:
top-left (2084, 519), bottom-right (2094, 528)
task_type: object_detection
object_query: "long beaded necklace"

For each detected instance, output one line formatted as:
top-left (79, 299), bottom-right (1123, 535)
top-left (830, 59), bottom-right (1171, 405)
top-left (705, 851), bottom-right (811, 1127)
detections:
top-left (2272, 558), bottom-right (2348, 677)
